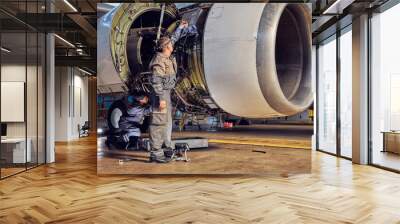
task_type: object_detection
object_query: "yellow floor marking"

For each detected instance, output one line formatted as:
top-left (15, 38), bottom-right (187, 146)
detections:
top-left (208, 139), bottom-right (311, 150)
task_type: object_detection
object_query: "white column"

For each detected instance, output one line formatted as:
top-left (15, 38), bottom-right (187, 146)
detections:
top-left (46, 33), bottom-right (55, 163)
top-left (352, 14), bottom-right (369, 164)
top-left (312, 45), bottom-right (317, 151)
top-left (54, 67), bottom-right (73, 141)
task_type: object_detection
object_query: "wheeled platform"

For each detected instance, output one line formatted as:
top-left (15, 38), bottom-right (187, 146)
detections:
top-left (109, 137), bottom-right (208, 163)
top-left (139, 137), bottom-right (208, 151)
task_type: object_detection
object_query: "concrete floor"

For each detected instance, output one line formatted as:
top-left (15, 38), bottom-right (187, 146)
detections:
top-left (97, 124), bottom-right (312, 175)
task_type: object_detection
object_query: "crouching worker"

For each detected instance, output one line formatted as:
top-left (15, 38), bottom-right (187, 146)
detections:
top-left (106, 94), bottom-right (151, 150)
top-left (119, 95), bottom-right (151, 149)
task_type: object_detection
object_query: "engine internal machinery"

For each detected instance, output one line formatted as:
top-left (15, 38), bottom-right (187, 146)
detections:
top-left (98, 3), bottom-right (313, 118)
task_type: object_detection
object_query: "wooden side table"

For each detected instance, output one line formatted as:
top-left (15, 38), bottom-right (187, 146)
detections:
top-left (382, 131), bottom-right (400, 154)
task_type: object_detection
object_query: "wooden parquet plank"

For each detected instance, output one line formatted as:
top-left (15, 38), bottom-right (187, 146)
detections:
top-left (0, 136), bottom-right (400, 223)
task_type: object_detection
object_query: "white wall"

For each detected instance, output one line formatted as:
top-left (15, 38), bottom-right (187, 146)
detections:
top-left (71, 73), bottom-right (89, 138)
top-left (54, 67), bottom-right (89, 141)
top-left (1, 64), bottom-right (26, 81)
top-left (1, 63), bottom-right (46, 164)
top-left (1, 65), bottom-right (27, 139)
top-left (55, 67), bottom-right (70, 141)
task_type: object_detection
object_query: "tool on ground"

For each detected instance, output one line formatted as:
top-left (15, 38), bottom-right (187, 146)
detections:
top-left (252, 150), bottom-right (267, 154)
top-left (173, 143), bottom-right (190, 162)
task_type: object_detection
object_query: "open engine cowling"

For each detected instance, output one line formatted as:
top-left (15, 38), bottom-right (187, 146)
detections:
top-left (97, 3), bottom-right (313, 118)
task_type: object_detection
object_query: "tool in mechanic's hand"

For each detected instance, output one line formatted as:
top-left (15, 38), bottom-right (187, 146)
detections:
top-left (156, 3), bottom-right (166, 44)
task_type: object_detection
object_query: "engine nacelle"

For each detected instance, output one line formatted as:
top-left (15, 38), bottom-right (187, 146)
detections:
top-left (98, 3), bottom-right (313, 118)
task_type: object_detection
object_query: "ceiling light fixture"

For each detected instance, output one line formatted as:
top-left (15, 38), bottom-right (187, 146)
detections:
top-left (78, 67), bottom-right (93, 76)
top-left (63, 0), bottom-right (78, 12)
top-left (1, 47), bottom-right (11, 53)
top-left (322, 0), bottom-right (355, 15)
top-left (54, 34), bottom-right (75, 48)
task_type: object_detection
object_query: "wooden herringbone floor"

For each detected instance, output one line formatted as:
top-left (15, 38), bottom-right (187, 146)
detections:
top-left (1, 135), bottom-right (400, 223)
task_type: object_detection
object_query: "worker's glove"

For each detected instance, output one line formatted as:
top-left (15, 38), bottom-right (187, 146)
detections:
top-left (178, 20), bottom-right (189, 29)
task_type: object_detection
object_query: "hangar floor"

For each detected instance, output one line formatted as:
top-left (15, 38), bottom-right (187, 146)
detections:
top-left (1, 131), bottom-right (400, 223)
top-left (97, 125), bottom-right (312, 175)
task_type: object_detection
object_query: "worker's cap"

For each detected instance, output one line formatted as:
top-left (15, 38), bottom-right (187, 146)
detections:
top-left (127, 94), bottom-right (147, 104)
top-left (157, 36), bottom-right (172, 50)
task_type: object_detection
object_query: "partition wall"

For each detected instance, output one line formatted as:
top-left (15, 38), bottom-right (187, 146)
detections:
top-left (317, 25), bottom-right (353, 159)
top-left (317, 34), bottom-right (337, 155)
top-left (0, 0), bottom-right (47, 179)
top-left (317, 0), bottom-right (400, 172)
top-left (370, 2), bottom-right (400, 171)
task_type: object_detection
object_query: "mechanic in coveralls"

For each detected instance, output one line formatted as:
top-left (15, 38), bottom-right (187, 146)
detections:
top-left (105, 94), bottom-right (151, 150)
top-left (118, 95), bottom-right (151, 149)
top-left (148, 20), bottom-right (197, 163)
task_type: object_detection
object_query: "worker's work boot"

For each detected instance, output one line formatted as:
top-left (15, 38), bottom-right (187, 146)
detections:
top-left (149, 149), bottom-right (171, 163)
top-left (164, 147), bottom-right (175, 159)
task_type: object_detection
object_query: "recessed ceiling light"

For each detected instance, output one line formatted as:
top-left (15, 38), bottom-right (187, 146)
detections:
top-left (54, 34), bottom-right (75, 48)
top-left (78, 67), bottom-right (93, 76)
top-left (322, 0), bottom-right (355, 15)
top-left (63, 0), bottom-right (78, 12)
top-left (1, 47), bottom-right (11, 53)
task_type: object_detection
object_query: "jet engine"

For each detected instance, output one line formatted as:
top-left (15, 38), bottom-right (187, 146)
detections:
top-left (98, 3), bottom-right (313, 118)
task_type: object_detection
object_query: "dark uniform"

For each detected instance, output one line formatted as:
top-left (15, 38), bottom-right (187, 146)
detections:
top-left (119, 104), bottom-right (151, 138)
top-left (106, 97), bottom-right (150, 150)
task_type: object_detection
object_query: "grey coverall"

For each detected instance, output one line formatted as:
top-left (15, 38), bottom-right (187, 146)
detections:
top-left (118, 105), bottom-right (151, 137)
top-left (148, 25), bottom-right (197, 151)
top-left (148, 52), bottom-right (177, 150)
